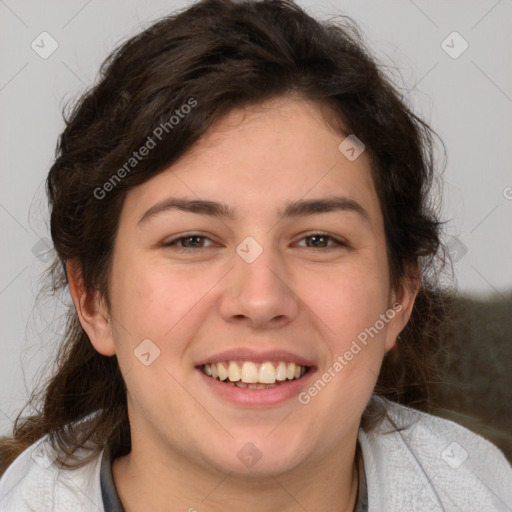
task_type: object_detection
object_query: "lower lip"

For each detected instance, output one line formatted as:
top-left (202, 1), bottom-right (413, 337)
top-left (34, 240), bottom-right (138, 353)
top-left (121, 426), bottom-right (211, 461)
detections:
top-left (197, 367), bottom-right (316, 407)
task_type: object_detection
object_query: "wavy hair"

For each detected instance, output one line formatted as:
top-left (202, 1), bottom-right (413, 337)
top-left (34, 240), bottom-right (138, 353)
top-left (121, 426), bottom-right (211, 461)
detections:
top-left (0, 0), bottom-right (447, 473)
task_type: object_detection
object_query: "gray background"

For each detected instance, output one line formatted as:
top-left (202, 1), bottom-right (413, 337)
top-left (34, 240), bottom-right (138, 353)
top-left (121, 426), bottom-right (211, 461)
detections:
top-left (1, 0), bottom-right (511, 435)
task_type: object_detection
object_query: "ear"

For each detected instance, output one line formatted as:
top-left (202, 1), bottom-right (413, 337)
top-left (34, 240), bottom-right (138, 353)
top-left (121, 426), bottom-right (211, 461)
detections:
top-left (383, 263), bottom-right (419, 352)
top-left (67, 260), bottom-right (116, 356)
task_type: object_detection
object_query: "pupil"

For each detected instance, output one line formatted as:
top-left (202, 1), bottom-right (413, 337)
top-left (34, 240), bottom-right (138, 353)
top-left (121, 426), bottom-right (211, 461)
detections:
top-left (309, 235), bottom-right (326, 247)
top-left (185, 236), bottom-right (202, 247)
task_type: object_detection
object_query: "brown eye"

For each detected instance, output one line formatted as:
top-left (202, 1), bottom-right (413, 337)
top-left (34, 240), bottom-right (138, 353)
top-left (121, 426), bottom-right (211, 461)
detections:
top-left (162, 233), bottom-right (217, 251)
top-left (178, 235), bottom-right (206, 248)
top-left (296, 233), bottom-right (346, 249)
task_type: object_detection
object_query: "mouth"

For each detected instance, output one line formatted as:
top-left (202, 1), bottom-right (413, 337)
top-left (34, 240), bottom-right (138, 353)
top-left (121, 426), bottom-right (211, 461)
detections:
top-left (200, 360), bottom-right (311, 389)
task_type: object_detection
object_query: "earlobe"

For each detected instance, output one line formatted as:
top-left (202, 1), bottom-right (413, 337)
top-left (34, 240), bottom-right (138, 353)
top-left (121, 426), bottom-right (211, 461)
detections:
top-left (66, 260), bottom-right (116, 356)
top-left (384, 264), bottom-right (420, 352)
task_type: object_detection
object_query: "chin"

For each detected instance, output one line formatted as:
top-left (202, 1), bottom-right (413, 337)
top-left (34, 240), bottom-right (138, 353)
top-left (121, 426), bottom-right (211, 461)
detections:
top-left (198, 431), bottom-right (311, 477)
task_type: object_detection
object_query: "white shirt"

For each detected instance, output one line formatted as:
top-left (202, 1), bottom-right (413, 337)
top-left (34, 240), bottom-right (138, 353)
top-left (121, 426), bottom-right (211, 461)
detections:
top-left (1, 398), bottom-right (510, 511)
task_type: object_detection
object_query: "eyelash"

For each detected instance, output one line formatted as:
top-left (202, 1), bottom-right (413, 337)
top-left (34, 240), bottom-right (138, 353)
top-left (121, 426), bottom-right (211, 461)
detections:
top-left (162, 232), bottom-right (347, 252)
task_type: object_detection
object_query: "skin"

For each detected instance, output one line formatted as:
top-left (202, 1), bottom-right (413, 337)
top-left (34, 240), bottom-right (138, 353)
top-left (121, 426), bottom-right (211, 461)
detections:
top-left (69, 96), bottom-right (418, 512)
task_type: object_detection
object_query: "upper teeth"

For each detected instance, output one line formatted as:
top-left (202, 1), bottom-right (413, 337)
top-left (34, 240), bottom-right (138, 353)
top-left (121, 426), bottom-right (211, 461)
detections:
top-left (202, 361), bottom-right (306, 384)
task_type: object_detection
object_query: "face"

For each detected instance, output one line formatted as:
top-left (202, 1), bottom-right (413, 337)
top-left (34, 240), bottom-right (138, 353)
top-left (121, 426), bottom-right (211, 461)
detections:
top-left (78, 96), bottom-right (415, 477)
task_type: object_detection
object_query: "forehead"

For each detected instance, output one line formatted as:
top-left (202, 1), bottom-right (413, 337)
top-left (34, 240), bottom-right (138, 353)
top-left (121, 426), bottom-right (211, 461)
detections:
top-left (122, 96), bottom-right (380, 225)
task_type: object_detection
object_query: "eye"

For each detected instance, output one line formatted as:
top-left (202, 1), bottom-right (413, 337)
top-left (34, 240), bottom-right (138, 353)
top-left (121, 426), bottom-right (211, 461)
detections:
top-left (162, 233), bottom-right (217, 252)
top-left (295, 233), bottom-right (346, 250)
top-left (162, 232), bottom-right (347, 253)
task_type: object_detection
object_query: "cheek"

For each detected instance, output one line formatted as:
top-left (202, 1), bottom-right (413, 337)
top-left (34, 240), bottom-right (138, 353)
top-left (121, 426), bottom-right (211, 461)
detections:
top-left (302, 258), bottom-right (390, 341)
top-left (110, 263), bottom-right (169, 336)
top-left (294, 262), bottom-right (392, 441)
top-left (107, 259), bottom-right (197, 410)
top-left (299, 257), bottom-right (391, 405)
top-left (109, 255), bottom-right (218, 351)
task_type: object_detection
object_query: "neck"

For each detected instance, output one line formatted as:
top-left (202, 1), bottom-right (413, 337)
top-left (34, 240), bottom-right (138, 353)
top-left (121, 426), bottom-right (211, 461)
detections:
top-left (112, 433), bottom-right (360, 512)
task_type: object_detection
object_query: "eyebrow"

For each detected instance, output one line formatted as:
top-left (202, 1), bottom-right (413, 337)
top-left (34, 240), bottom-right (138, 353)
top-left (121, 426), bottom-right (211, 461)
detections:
top-left (137, 196), bottom-right (370, 225)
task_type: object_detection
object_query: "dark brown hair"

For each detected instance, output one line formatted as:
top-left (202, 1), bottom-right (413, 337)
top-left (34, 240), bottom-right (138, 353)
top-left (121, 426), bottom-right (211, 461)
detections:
top-left (0, 0), bottom-right (447, 473)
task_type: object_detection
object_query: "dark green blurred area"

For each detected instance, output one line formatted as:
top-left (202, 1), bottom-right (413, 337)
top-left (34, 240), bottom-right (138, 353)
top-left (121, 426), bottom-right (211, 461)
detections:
top-left (430, 292), bottom-right (512, 463)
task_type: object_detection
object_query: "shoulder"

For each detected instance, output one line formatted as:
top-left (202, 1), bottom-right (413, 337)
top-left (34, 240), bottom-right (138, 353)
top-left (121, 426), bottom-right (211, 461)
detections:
top-left (358, 397), bottom-right (512, 512)
top-left (0, 434), bottom-right (105, 512)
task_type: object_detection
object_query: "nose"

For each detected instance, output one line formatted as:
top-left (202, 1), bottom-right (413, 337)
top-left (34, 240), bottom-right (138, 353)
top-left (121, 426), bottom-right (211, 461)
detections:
top-left (218, 244), bottom-right (299, 329)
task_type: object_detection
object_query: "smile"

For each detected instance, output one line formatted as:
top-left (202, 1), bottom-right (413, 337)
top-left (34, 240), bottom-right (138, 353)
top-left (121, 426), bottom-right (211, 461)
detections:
top-left (201, 360), bottom-right (309, 389)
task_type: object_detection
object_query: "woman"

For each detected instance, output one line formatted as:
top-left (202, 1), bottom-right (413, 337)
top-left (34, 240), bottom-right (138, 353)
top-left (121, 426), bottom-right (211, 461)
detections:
top-left (0, 0), bottom-right (510, 510)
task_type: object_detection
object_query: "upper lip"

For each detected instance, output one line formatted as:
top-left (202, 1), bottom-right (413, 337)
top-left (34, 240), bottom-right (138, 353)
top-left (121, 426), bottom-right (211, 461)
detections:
top-left (195, 348), bottom-right (316, 368)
